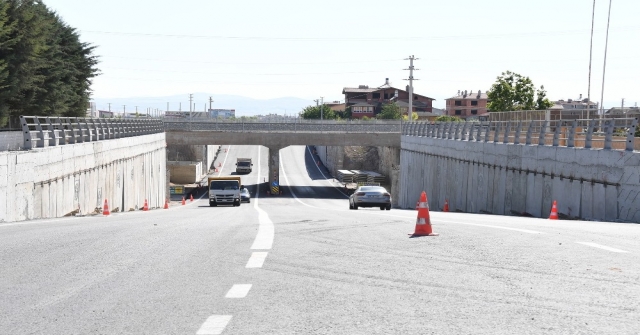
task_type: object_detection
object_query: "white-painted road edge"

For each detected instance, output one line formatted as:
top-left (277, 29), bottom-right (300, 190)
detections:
top-left (225, 284), bottom-right (252, 298)
top-left (246, 252), bottom-right (268, 268)
top-left (576, 242), bottom-right (629, 253)
top-left (251, 146), bottom-right (275, 250)
top-left (196, 315), bottom-right (232, 335)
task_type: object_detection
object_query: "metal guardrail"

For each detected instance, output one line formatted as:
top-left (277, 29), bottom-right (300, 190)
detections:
top-left (403, 117), bottom-right (639, 152)
top-left (20, 116), bottom-right (164, 150)
top-left (162, 118), bottom-right (403, 133)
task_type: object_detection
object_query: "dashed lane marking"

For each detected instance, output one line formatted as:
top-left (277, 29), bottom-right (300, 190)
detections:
top-left (196, 315), bottom-right (232, 335)
top-left (246, 252), bottom-right (268, 268)
top-left (225, 284), bottom-right (252, 298)
top-left (576, 242), bottom-right (628, 253)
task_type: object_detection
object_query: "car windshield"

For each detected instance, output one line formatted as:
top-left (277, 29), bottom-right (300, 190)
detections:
top-left (238, 162), bottom-right (251, 166)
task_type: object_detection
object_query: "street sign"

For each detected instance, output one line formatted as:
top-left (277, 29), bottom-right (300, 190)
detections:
top-left (272, 181), bottom-right (279, 187)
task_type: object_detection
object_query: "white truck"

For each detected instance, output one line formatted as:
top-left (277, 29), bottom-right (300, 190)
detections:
top-left (208, 176), bottom-right (242, 207)
top-left (235, 158), bottom-right (253, 174)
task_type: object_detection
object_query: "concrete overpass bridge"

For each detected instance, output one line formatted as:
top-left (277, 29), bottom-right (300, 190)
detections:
top-left (164, 119), bottom-right (402, 192)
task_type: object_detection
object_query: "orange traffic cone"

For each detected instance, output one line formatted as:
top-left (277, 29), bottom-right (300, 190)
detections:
top-left (190, 194), bottom-right (194, 202)
top-left (164, 198), bottom-right (169, 209)
top-left (103, 199), bottom-right (110, 216)
top-left (143, 199), bottom-right (149, 211)
top-left (443, 199), bottom-right (449, 212)
top-left (412, 191), bottom-right (438, 237)
top-left (181, 196), bottom-right (186, 205)
top-left (549, 200), bottom-right (559, 220)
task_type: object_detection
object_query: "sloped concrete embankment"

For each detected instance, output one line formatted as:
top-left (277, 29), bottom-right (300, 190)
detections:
top-left (0, 133), bottom-right (167, 222)
top-left (399, 136), bottom-right (640, 223)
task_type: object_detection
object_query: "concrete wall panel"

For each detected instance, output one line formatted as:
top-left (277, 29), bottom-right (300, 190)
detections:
top-left (400, 135), bottom-right (640, 223)
top-left (1, 133), bottom-right (166, 222)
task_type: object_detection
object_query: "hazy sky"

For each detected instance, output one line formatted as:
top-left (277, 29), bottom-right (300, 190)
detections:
top-left (44, 0), bottom-right (639, 110)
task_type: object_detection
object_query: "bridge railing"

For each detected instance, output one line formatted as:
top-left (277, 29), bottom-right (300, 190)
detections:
top-left (403, 117), bottom-right (639, 151)
top-left (20, 116), bottom-right (164, 150)
top-left (163, 118), bottom-right (403, 133)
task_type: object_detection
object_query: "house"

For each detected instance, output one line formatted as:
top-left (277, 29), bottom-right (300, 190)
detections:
top-left (445, 90), bottom-right (489, 118)
top-left (342, 78), bottom-right (435, 119)
top-left (554, 95), bottom-right (598, 110)
top-left (325, 101), bottom-right (346, 112)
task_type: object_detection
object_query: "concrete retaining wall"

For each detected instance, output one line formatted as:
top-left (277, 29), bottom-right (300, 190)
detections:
top-left (0, 131), bottom-right (22, 152)
top-left (167, 161), bottom-right (203, 184)
top-left (399, 135), bottom-right (640, 223)
top-left (0, 133), bottom-right (167, 222)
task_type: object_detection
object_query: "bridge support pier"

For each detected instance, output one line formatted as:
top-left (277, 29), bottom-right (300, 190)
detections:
top-left (267, 146), bottom-right (282, 195)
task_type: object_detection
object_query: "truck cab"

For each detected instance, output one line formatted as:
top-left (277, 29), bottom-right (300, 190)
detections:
top-left (235, 158), bottom-right (253, 174)
top-left (208, 177), bottom-right (242, 207)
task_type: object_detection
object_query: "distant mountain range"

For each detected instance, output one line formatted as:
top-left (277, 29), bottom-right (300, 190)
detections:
top-left (91, 93), bottom-right (314, 116)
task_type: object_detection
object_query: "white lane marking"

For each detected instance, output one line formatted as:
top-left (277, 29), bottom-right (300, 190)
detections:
top-left (246, 252), bottom-right (268, 268)
top-left (196, 315), bottom-right (232, 335)
top-left (251, 217), bottom-right (274, 249)
top-left (250, 146), bottom-right (274, 250)
top-left (225, 284), bottom-right (252, 298)
top-left (437, 219), bottom-right (546, 234)
top-left (576, 242), bottom-right (628, 253)
top-left (216, 145), bottom-right (232, 177)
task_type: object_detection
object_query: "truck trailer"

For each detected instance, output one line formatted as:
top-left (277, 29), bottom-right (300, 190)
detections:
top-left (208, 176), bottom-right (242, 207)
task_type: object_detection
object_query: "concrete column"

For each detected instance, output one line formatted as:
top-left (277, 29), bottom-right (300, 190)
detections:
top-left (267, 145), bottom-right (282, 195)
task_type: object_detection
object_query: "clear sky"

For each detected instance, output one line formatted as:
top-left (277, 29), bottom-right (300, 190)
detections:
top-left (44, 0), bottom-right (639, 111)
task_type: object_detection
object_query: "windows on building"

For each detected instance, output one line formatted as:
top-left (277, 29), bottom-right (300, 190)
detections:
top-left (455, 100), bottom-right (462, 106)
top-left (455, 110), bottom-right (462, 115)
top-left (471, 110), bottom-right (478, 115)
top-left (372, 93), bottom-right (380, 99)
top-left (471, 100), bottom-right (478, 106)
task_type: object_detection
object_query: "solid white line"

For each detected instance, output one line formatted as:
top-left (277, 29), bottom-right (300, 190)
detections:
top-left (225, 284), bottom-right (252, 298)
top-left (305, 146), bottom-right (350, 198)
top-left (279, 151), bottom-right (319, 208)
top-left (250, 219), bottom-right (274, 249)
top-left (576, 242), bottom-right (628, 253)
top-left (216, 145), bottom-right (231, 177)
top-left (246, 252), bottom-right (268, 268)
top-left (196, 315), bottom-right (232, 335)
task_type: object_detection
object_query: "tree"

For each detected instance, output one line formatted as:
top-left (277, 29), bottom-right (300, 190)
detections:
top-left (0, 0), bottom-right (99, 127)
top-left (487, 71), bottom-right (553, 112)
top-left (301, 104), bottom-right (336, 120)
top-left (402, 112), bottom-right (418, 121)
top-left (435, 115), bottom-right (463, 122)
top-left (377, 102), bottom-right (402, 119)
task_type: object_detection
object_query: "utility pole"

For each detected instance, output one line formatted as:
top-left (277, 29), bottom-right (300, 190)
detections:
top-left (108, 103), bottom-right (111, 112)
top-left (404, 55), bottom-right (419, 118)
top-left (123, 105), bottom-right (126, 114)
top-left (320, 96), bottom-right (324, 120)
top-left (314, 99), bottom-right (319, 119)
top-left (189, 94), bottom-right (193, 112)
top-left (209, 96), bottom-right (214, 111)
top-left (586, 0), bottom-right (596, 120)
top-left (599, 0), bottom-right (613, 118)
top-left (135, 106), bottom-right (138, 114)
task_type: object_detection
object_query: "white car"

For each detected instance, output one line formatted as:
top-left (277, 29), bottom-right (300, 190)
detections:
top-left (349, 186), bottom-right (391, 210)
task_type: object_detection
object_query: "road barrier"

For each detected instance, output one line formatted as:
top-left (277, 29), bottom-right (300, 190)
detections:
top-left (20, 115), bottom-right (163, 150)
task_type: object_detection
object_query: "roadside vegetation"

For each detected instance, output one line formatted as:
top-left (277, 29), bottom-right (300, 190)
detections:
top-left (0, 0), bottom-right (99, 127)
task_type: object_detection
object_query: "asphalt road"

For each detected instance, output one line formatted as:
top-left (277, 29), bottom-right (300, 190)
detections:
top-left (1, 145), bottom-right (639, 335)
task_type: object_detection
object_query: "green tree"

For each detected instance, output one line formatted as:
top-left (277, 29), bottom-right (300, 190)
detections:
top-left (435, 115), bottom-right (463, 122)
top-left (487, 71), bottom-right (552, 112)
top-left (0, 0), bottom-right (99, 127)
top-left (301, 104), bottom-right (336, 119)
top-left (377, 102), bottom-right (402, 119)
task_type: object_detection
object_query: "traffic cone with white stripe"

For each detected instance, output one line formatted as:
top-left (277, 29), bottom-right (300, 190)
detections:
top-left (103, 199), bottom-right (110, 216)
top-left (164, 198), bottom-right (169, 209)
top-left (143, 199), bottom-right (149, 211)
top-left (412, 191), bottom-right (438, 237)
top-left (443, 199), bottom-right (449, 212)
top-left (190, 194), bottom-right (194, 202)
top-left (549, 200), bottom-right (559, 220)
top-left (181, 197), bottom-right (186, 205)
